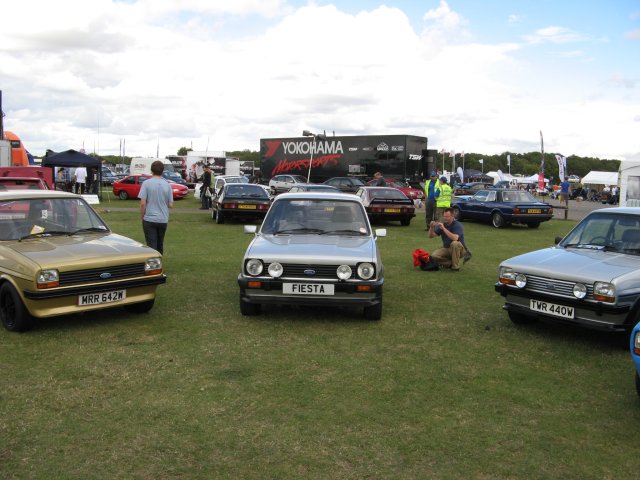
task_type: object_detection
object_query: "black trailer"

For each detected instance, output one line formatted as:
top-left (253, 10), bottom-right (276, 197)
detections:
top-left (260, 135), bottom-right (435, 184)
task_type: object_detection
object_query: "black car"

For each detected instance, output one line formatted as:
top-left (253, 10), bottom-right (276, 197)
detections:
top-left (452, 189), bottom-right (553, 228)
top-left (323, 177), bottom-right (366, 193)
top-left (355, 186), bottom-right (416, 226)
top-left (212, 183), bottom-right (271, 224)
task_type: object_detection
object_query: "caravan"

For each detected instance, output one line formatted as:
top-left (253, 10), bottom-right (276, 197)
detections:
top-left (619, 162), bottom-right (640, 207)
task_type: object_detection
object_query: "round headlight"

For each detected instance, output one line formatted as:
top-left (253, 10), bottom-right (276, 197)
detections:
top-left (246, 259), bottom-right (263, 276)
top-left (268, 262), bottom-right (283, 278)
top-left (336, 265), bottom-right (352, 280)
top-left (357, 263), bottom-right (375, 280)
top-left (515, 273), bottom-right (527, 288)
top-left (573, 283), bottom-right (587, 299)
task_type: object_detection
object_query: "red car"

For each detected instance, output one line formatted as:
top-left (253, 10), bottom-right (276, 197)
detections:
top-left (355, 186), bottom-right (416, 226)
top-left (112, 175), bottom-right (189, 200)
top-left (366, 178), bottom-right (425, 201)
top-left (0, 177), bottom-right (49, 190)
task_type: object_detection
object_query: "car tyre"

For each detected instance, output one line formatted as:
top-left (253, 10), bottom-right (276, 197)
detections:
top-left (492, 212), bottom-right (506, 228)
top-left (118, 190), bottom-right (129, 200)
top-left (124, 299), bottom-right (155, 314)
top-left (400, 217), bottom-right (411, 226)
top-left (0, 282), bottom-right (34, 332)
top-left (363, 301), bottom-right (382, 321)
top-left (240, 297), bottom-right (261, 315)
top-left (508, 310), bottom-right (536, 325)
top-left (636, 372), bottom-right (640, 399)
top-left (527, 222), bottom-right (540, 228)
top-left (452, 206), bottom-right (462, 221)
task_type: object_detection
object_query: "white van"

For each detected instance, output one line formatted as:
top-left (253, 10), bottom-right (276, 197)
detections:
top-left (129, 157), bottom-right (176, 176)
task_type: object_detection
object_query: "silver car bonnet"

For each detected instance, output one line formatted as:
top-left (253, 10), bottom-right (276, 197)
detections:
top-left (502, 246), bottom-right (640, 284)
top-left (246, 234), bottom-right (377, 264)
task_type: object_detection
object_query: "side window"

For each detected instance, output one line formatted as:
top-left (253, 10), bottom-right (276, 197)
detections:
top-left (487, 191), bottom-right (497, 202)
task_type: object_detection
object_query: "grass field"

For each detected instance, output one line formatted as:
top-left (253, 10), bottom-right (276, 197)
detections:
top-left (2, 197), bottom-right (640, 479)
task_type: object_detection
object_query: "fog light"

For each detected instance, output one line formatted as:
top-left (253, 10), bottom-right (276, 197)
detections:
top-left (268, 262), bottom-right (283, 278)
top-left (573, 283), bottom-right (587, 299)
top-left (515, 273), bottom-right (527, 288)
top-left (337, 265), bottom-right (352, 280)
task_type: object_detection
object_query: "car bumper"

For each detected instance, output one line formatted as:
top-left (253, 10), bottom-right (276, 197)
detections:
top-left (22, 275), bottom-right (167, 318)
top-left (495, 283), bottom-right (634, 331)
top-left (238, 275), bottom-right (383, 307)
top-left (508, 214), bottom-right (553, 223)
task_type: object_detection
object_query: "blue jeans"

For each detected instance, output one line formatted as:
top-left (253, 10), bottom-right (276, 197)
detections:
top-left (142, 221), bottom-right (168, 254)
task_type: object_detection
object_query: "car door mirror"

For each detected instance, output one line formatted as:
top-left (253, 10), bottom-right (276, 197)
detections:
top-left (375, 228), bottom-right (387, 237)
top-left (244, 225), bottom-right (257, 234)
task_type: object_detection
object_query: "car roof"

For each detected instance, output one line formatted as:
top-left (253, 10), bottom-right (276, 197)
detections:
top-left (0, 189), bottom-right (82, 201)
top-left (275, 191), bottom-right (364, 202)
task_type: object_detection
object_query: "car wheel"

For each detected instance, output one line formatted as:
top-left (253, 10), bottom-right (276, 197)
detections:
top-left (400, 217), bottom-right (411, 226)
top-left (216, 210), bottom-right (224, 224)
top-left (124, 299), bottom-right (155, 314)
top-left (452, 206), bottom-right (462, 221)
top-left (118, 190), bottom-right (129, 200)
top-left (636, 372), bottom-right (640, 399)
top-left (0, 282), bottom-right (34, 332)
top-left (240, 296), bottom-right (261, 315)
top-left (508, 310), bottom-right (536, 325)
top-left (527, 222), bottom-right (540, 229)
top-left (363, 302), bottom-right (382, 321)
top-left (491, 212), bottom-right (506, 228)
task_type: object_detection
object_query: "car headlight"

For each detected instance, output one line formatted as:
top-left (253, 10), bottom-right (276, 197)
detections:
top-left (37, 269), bottom-right (59, 289)
top-left (336, 265), bottom-right (352, 280)
top-left (498, 266), bottom-right (516, 285)
top-left (515, 274), bottom-right (527, 288)
top-left (573, 283), bottom-right (587, 299)
top-left (357, 263), bottom-right (375, 280)
top-left (593, 282), bottom-right (615, 303)
top-left (267, 262), bottom-right (283, 278)
top-left (634, 331), bottom-right (640, 355)
top-left (246, 259), bottom-right (264, 276)
top-left (145, 257), bottom-right (163, 276)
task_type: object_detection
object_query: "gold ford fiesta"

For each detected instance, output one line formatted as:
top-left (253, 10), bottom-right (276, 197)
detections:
top-left (0, 190), bottom-right (166, 332)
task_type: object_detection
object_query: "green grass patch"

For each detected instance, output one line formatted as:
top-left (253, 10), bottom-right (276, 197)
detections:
top-left (2, 209), bottom-right (640, 479)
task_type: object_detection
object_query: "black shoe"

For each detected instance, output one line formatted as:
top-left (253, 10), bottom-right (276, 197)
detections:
top-left (463, 252), bottom-right (472, 264)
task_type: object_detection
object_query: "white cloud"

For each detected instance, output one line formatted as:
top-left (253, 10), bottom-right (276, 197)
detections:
top-left (0, 0), bottom-right (636, 162)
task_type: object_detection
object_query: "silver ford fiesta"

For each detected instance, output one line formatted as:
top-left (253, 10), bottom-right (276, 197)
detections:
top-left (237, 192), bottom-right (386, 320)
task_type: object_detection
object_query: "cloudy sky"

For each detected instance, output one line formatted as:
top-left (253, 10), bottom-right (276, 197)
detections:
top-left (1, 0), bottom-right (638, 160)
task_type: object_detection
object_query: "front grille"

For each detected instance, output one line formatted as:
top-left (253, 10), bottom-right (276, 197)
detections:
top-left (525, 275), bottom-right (594, 300)
top-left (59, 263), bottom-right (146, 286)
top-left (269, 263), bottom-right (353, 280)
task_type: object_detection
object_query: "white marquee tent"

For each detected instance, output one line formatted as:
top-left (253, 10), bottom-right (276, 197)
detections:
top-left (581, 171), bottom-right (619, 186)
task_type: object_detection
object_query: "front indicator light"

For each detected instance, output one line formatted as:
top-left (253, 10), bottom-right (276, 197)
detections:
top-left (247, 281), bottom-right (262, 289)
top-left (634, 332), bottom-right (640, 355)
top-left (145, 257), bottom-right (163, 276)
top-left (498, 267), bottom-right (516, 285)
top-left (356, 285), bottom-right (372, 292)
top-left (37, 269), bottom-right (59, 289)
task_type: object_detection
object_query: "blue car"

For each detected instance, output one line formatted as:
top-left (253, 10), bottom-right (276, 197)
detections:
top-left (631, 323), bottom-right (640, 399)
top-left (452, 189), bottom-right (554, 228)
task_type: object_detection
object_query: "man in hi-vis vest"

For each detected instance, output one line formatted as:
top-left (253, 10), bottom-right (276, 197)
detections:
top-left (435, 176), bottom-right (453, 221)
top-left (424, 171), bottom-right (440, 226)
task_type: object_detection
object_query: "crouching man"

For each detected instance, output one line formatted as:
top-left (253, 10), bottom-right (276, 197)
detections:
top-left (428, 207), bottom-right (471, 271)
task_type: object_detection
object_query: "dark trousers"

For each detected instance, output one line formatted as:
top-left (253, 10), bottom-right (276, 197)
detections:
top-left (425, 199), bottom-right (437, 224)
top-left (142, 220), bottom-right (168, 254)
top-left (201, 187), bottom-right (211, 209)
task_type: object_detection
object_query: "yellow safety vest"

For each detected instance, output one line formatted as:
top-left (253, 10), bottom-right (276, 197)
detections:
top-left (436, 183), bottom-right (453, 207)
top-left (424, 179), bottom-right (441, 201)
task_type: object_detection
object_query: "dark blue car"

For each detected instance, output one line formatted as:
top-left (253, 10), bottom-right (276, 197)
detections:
top-left (452, 189), bottom-right (553, 228)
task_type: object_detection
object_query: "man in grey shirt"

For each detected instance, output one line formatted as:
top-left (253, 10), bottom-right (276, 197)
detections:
top-left (139, 161), bottom-right (173, 254)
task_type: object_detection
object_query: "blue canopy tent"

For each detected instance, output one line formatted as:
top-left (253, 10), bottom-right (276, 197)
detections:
top-left (42, 149), bottom-right (103, 199)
